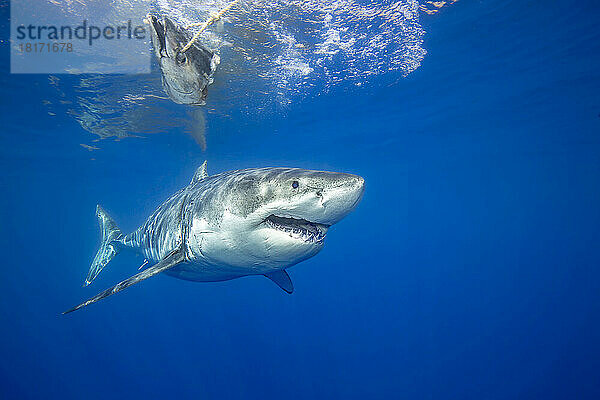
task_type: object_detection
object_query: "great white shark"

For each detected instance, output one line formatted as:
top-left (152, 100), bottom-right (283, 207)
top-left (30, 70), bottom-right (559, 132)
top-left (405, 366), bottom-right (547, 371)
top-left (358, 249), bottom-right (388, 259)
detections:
top-left (64, 162), bottom-right (364, 313)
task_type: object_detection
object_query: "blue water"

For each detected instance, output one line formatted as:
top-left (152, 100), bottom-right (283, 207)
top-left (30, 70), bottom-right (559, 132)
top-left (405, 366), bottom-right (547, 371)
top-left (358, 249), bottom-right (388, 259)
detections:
top-left (2, 1), bottom-right (600, 398)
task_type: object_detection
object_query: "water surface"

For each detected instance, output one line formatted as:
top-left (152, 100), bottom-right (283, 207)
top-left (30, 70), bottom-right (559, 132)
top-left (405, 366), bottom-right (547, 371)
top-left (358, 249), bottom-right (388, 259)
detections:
top-left (1, 1), bottom-right (600, 398)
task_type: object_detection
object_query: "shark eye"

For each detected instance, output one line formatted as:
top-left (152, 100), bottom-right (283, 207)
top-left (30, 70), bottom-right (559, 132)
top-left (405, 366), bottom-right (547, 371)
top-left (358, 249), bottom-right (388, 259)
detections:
top-left (176, 52), bottom-right (187, 64)
top-left (291, 181), bottom-right (299, 189)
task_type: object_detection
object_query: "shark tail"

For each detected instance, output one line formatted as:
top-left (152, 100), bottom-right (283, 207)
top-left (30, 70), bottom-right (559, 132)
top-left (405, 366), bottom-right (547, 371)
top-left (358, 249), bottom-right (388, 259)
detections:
top-left (84, 205), bottom-right (124, 287)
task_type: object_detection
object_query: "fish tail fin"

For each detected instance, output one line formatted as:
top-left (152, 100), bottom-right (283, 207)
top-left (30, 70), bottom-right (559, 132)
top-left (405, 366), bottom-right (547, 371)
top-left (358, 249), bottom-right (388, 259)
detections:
top-left (84, 205), bottom-right (124, 287)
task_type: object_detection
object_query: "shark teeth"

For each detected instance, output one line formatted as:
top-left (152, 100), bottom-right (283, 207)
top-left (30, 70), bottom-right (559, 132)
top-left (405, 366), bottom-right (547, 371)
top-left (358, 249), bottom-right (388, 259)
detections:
top-left (265, 215), bottom-right (327, 244)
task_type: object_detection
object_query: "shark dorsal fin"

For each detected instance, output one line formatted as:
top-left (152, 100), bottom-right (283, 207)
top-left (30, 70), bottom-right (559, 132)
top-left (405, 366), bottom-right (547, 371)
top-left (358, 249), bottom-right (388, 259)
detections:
top-left (191, 161), bottom-right (208, 184)
top-left (264, 270), bottom-right (294, 294)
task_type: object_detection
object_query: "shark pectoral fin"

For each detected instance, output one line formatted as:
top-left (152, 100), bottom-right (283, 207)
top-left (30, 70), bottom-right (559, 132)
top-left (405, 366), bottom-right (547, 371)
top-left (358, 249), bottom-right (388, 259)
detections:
top-left (63, 248), bottom-right (186, 314)
top-left (264, 270), bottom-right (294, 294)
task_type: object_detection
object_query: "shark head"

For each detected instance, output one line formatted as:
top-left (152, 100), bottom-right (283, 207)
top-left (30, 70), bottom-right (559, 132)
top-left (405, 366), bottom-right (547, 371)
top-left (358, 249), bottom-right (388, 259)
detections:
top-left (148, 15), bottom-right (220, 105)
top-left (188, 167), bottom-right (365, 270)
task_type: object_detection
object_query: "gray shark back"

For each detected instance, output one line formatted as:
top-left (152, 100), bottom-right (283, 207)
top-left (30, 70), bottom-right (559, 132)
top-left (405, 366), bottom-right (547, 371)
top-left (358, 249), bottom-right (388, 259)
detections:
top-left (123, 188), bottom-right (187, 262)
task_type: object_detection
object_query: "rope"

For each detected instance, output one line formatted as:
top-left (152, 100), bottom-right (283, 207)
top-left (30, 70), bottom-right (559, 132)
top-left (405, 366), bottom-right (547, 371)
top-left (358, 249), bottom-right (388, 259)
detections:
top-left (180, 0), bottom-right (240, 53)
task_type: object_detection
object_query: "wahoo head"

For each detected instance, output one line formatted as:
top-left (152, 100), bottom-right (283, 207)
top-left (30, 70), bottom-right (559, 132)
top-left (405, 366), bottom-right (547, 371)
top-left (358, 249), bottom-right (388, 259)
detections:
top-left (188, 168), bottom-right (365, 270)
top-left (148, 15), bottom-right (220, 105)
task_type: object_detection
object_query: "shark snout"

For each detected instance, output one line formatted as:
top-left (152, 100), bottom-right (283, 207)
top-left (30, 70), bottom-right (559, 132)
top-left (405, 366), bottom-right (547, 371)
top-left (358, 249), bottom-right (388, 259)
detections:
top-left (315, 173), bottom-right (364, 225)
top-left (348, 174), bottom-right (365, 207)
top-left (335, 173), bottom-right (365, 206)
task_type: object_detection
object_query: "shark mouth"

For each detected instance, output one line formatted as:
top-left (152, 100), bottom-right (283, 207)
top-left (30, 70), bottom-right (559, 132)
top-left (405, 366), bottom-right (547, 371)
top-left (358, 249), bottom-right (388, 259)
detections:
top-left (264, 215), bottom-right (328, 244)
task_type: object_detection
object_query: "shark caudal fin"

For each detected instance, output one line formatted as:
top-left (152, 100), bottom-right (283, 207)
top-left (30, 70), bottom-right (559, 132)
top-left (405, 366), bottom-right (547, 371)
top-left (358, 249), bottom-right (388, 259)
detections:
top-left (84, 205), bottom-right (123, 287)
